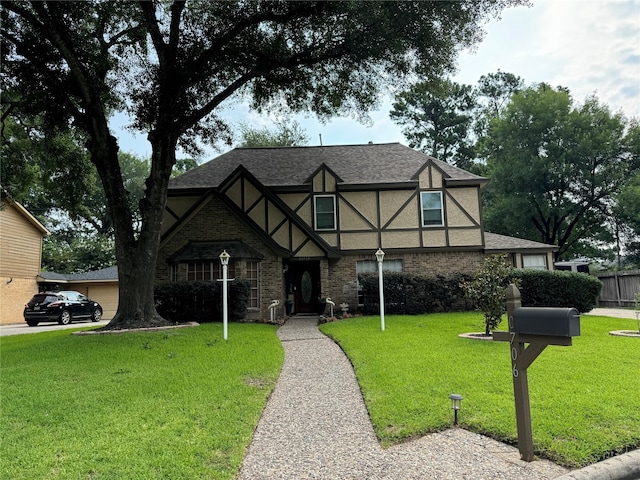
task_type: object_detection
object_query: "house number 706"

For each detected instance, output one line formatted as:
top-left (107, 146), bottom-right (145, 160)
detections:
top-left (509, 315), bottom-right (519, 378)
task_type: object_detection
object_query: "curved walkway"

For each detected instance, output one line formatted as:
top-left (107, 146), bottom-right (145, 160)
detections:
top-left (238, 316), bottom-right (569, 479)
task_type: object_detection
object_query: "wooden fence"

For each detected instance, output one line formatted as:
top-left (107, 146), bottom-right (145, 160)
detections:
top-left (595, 270), bottom-right (640, 307)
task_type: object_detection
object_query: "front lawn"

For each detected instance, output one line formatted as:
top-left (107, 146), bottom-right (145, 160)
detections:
top-left (0, 323), bottom-right (283, 480)
top-left (320, 313), bottom-right (640, 468)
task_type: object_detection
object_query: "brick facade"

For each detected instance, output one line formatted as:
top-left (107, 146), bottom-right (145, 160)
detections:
top-left (0, 277), bottom-right (38, 324)
top-left (326, 251), bottom-right (485, 314)
top-left (157, 194), bottom-right (285, 321)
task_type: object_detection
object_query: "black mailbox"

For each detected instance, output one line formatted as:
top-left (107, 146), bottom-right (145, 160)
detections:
top-left (512, 307), bottom-right (580, 337)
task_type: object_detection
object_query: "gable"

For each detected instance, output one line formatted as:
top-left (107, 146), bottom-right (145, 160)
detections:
top-left (214, 166), bottom-right (340, 259)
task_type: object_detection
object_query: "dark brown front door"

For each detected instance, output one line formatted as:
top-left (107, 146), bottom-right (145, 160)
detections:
top-left (288, 261), bottom-right (321, 314)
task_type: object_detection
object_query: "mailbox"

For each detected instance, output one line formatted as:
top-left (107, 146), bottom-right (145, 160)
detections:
top-left (512, 307), bottom-right (580, 337)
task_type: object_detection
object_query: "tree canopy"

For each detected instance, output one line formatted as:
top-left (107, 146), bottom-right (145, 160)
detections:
top-left (237, 119), bottom-right (309, 147)
top-left (390, 79), bottom-right (477, 169)
top-left (482, 84), bottom-right (640, 260)
top-left (1, 0), bottom-right (522, 328)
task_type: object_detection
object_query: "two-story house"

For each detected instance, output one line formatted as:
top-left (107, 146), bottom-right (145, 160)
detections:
top-left (157, 143), bottom-right (556, 320)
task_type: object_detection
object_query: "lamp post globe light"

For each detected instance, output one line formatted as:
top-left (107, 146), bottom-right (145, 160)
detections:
top-left (219, 250), bottom-right (230, 340)
top-left (375, 248), bottom-right (385, 332)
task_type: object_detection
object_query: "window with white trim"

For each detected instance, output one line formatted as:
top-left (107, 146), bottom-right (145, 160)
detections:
top-left (522, 254), bottom-right (547, 270)
top-left (314, 195), bottom-right (336, 230)
top-left (420, 191), bottom-right (444, 227)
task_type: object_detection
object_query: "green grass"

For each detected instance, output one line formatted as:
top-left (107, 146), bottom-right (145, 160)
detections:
top-left (320, 313), bottom-right (640, 468)
top-left (0, 323), bottom-right (283, 480)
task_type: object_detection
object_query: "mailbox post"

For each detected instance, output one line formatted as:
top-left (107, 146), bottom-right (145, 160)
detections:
top-left (493, 284), bottom-right (580, 462)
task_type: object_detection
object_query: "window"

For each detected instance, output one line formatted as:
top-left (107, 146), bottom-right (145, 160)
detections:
top-left (212, 262), bottom-right (236, 280)
top-left (187, 262), bottom-right (212, 281)
top-left (356, 259), bottom-right (403, 305)
top-left (170, 265), bottom-right (178, 283)
top-left (246, 261), bottom-right (259, 309)
top-left (522, 254), bottom-right (547, 270)
top-left (420, 191), bottom-right (444, 227)
top-left (356, 259), bottom-right (403, 274)
top-left (314, 195), bottom-right (336, 230)
top-left (187, 261), bottom-right (236, 281)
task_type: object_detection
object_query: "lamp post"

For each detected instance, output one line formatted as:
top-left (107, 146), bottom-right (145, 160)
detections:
top-left (449, 393), bottom-right (463, 425)
top-left (219, 250), bottom-right (230, 340)
top-left (375, 248), bottom-right (385, 332)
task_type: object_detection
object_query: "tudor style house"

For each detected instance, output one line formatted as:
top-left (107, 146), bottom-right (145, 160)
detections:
top-left (158, 143), bottom-right (556, 320)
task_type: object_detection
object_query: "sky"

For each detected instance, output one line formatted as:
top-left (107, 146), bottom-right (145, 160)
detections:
top-left (113, 0), bottom-right (640, 162)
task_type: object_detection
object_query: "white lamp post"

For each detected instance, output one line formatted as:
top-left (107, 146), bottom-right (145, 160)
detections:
top-left (219, 250), bottom-right (230, 340)
top-left (375, 248), bottom-right (385, 332)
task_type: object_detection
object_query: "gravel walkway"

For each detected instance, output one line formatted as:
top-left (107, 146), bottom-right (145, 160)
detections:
top-left (237, 316), bottom-right (569, 479)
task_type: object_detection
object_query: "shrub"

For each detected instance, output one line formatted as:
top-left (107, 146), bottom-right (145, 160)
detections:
top-left (154, 280), bottom-right (250, 323)
top-left (461, 254), bottom-right (518, 335)
top-left (511, 269), bottom-right (602, 312)
top-left (359, 272), bottom-right (472, 315)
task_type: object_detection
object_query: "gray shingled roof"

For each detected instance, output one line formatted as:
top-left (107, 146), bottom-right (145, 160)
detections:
top-left (484, 232), bottom-right (557, 251)
top-left (169, 143), bottom-right (487, 190)
top-left (39, 266), bottom-right (118, 282)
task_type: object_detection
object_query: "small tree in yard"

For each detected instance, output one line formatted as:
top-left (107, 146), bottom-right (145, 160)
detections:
top-left (462, 254), bottom-right (518, 335)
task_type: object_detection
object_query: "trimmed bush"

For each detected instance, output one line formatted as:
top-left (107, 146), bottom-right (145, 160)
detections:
top-left (154, 280), bottom-right (250, 323)
top-left (512, 269), bottom-right (602, 312)
top-left (359, 272), bottom-right (473, 315)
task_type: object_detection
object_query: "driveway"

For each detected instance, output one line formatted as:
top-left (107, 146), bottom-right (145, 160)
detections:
top-left (586, 308), bottom-right (638, 320)
top-left (0, 319), bottom-right (110, 336)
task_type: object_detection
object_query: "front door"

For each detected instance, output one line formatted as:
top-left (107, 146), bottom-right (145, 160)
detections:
top-left (288, 261), bottom-right (321, 314)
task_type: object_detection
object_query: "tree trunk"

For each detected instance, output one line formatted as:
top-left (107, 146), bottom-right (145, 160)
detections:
top-left (103, 132), bottom-right (177, 330)
top-left (84, 113), bottom-right (175, 329)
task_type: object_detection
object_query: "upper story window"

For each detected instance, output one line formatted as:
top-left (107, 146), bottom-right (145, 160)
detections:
top-left (420, 191), bottom-right (444, 227)
top-left (314, 195), bottom-right (336, 230)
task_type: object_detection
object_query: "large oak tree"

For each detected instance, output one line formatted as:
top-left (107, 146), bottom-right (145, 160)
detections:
top-left (1, 0), bottom-right (522, 329)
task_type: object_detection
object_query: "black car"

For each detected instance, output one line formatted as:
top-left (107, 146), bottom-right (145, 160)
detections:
top-left (24, 291), bottom-right (103, 326)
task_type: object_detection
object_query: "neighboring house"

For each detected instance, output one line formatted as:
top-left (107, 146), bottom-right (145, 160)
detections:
top-left (0, 195), bottom-right (50, 325)
top-left (158, 143), bottom-right (557, 320)
top-left (485, 232), bottom-right (557, 271)
top-left (37, 266), bottom-right (119, 320)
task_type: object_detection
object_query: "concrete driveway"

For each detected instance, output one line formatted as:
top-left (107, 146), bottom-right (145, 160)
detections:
top-left (0, 319), bottom-right (110, 336)
top-left (586, 308), bottom-right (638, 320)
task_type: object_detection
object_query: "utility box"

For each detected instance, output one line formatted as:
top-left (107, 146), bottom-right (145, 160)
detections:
top-left (512, 307), bottom-right (580, 337)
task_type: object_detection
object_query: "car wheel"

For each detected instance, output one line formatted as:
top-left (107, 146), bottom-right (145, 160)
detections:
top-left (92, 308), bottom-right (102, 322)
top-left (26, 320), bottom-right (39, 327)
top-left (58, 310), bottom-right (72, 325)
